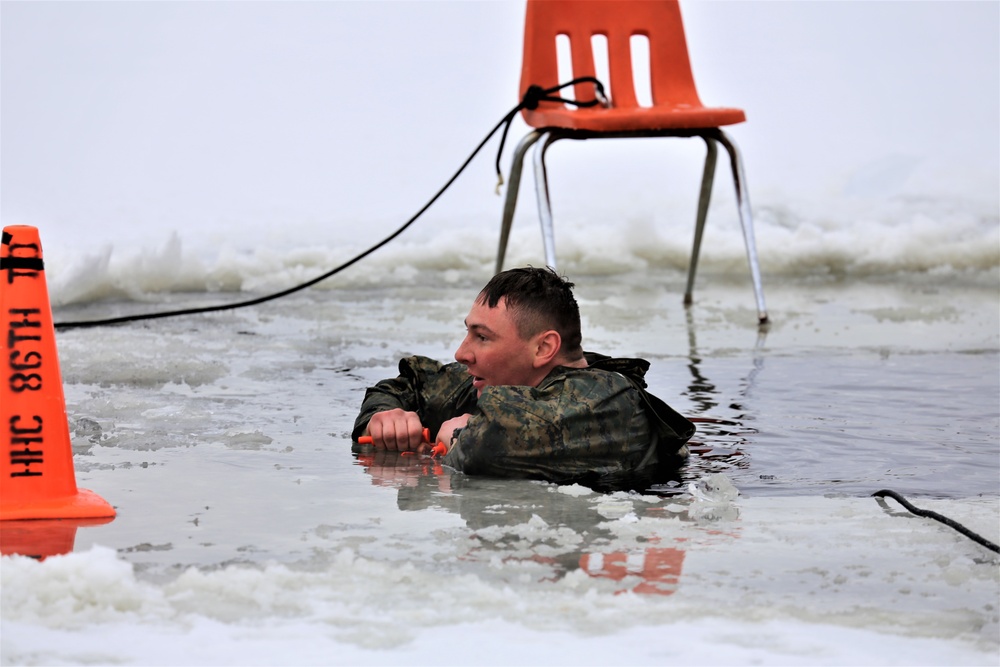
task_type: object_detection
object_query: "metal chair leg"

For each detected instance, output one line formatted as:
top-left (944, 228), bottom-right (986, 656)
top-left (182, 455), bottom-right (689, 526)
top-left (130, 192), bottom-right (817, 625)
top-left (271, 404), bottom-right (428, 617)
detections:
top-left (685, 135), bottom-right (718, 305)
top-left (532, 131), bottom-right (562, 269)
top-left (496, 130), bottom-right (543, 274)
top-left (715, 129), bottom-right (768, 324)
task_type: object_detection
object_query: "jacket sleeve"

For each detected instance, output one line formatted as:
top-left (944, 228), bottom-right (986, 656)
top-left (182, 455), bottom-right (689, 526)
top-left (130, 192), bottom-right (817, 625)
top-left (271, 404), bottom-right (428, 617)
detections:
top-left (351, 375), bottom-right (418, 441)
top-left (352, 356), bottom-right (475, 441)
top-left (442, 370), bottom-right (655, 484)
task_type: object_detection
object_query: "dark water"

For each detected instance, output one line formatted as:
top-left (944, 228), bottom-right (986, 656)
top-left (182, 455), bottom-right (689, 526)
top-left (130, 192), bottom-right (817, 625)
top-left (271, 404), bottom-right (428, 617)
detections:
top-left (647, 350), bottom-right (1000, 499)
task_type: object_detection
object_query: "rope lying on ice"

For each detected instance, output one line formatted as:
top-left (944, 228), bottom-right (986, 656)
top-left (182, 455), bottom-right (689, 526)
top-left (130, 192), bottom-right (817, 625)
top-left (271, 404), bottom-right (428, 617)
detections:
top-left (873, 489), bottom-right (999, 554)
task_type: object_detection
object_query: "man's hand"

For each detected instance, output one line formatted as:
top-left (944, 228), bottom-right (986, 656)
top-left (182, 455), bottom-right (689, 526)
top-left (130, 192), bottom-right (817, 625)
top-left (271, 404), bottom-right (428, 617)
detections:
top-left (435, 414), bottom-right (471, 451)
top-left (365, 408), bottom-right (426, 451)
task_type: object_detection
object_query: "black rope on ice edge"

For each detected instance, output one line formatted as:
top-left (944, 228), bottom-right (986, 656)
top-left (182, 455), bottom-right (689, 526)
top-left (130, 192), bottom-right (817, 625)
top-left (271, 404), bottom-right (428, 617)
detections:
top-left (54, 77), bottom-right (608, 331)
top-left (873, 489), bottom-right (999, 554)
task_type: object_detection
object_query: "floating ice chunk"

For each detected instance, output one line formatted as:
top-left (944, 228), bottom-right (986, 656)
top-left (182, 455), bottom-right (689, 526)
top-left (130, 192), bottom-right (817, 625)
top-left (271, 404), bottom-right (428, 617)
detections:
top-left (688, 474), bottom-right (740, 503)
top-left (595, 499), bottom-right (634, 520)
top-left (72, 417), bottom-right (103, 440)
top-left (557, 484), bottom-right (594, 497)
top-left (222, 429), bottom-right (274, 450)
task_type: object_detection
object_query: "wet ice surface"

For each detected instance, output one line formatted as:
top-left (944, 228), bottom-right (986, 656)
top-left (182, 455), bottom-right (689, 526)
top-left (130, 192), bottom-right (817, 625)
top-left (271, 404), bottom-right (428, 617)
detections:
top-left (4, 489), bottom-right (998, 665)
top-left (3, 273), bottom-right (999, 665)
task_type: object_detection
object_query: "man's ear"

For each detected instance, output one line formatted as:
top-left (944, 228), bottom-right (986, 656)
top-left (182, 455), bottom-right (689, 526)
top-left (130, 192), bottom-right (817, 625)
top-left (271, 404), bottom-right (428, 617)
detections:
top-left (532, 330), bottom-right (562, 368)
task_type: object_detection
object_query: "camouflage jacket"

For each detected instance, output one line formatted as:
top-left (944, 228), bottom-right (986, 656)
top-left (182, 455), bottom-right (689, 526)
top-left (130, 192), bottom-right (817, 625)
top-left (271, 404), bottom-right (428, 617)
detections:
top-left (352, 353), bottom-right (694, 489)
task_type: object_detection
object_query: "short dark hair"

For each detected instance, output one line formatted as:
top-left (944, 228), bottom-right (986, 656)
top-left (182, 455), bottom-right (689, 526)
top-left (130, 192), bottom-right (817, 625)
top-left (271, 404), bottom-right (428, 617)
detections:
top-left (477, 267), bottom-right (583, 357)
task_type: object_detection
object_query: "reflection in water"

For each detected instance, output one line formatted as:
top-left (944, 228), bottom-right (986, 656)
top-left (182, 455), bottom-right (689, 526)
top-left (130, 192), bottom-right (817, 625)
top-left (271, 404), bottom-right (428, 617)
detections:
top-left (354, 449), bottom-right (740, 596)
top-left (579, 547), bottom-right (685, 596)
top-left (673, 310), bottom-right (767, 488)
top-left (0, 517), bottom-right (114, 560)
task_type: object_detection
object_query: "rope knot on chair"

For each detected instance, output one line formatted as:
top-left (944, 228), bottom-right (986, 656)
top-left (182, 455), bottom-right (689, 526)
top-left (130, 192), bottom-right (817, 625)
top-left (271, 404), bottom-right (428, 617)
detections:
top-left (521, 85), bottom-right (546, 110)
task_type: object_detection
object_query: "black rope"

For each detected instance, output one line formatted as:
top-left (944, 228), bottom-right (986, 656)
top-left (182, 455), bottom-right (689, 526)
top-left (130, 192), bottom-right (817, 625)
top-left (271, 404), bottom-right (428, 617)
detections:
top-left (493, 76), bottom-right (608, 193)
top-left (873, 489), bottom-right (999, 554)
top-left (54, 77), bottom-right (608, 331)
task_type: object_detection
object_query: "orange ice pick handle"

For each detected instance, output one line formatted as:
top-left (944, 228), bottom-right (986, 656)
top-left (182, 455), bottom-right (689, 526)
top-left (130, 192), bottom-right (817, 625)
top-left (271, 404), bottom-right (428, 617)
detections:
top-left (357, 427), bottom-right (430, 445)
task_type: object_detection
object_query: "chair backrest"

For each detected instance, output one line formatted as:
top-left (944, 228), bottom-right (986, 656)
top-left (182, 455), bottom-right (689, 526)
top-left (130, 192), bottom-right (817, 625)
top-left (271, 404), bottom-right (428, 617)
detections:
top-left (520, 0), bottom-right (704, 112)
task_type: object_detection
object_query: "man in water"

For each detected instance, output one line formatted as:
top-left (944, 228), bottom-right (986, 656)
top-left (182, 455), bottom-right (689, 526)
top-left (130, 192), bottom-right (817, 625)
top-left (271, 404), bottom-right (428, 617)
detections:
top-left (353, 267), bottom-right (694, 490)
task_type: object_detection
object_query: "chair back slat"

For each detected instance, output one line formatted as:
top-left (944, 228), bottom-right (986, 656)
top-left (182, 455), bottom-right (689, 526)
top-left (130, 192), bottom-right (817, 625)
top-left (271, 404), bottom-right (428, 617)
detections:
top-left (520, 0), bottom-right (703, 112)
top-left (606, 31), bottom-right (639, 109)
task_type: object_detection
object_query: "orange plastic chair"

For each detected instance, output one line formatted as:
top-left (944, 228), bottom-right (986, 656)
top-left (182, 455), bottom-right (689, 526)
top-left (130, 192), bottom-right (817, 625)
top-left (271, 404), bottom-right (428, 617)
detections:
top-left (496, 0), bottom-right (768, 323)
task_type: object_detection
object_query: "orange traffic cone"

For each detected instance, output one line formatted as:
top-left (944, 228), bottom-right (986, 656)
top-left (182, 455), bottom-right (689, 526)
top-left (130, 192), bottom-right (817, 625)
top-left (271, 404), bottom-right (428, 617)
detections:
top-left (1, 225), bottom-right (116, 521)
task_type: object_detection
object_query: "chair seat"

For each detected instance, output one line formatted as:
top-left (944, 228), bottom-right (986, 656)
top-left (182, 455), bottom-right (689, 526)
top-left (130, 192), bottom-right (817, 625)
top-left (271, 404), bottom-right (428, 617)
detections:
top-left (523, 104), bottom-right (746, 132)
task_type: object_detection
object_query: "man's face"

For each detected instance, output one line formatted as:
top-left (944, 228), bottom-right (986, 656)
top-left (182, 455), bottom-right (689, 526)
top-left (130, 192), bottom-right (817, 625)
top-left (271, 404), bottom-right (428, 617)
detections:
top-left (454, 296), bottom-right (538, 396)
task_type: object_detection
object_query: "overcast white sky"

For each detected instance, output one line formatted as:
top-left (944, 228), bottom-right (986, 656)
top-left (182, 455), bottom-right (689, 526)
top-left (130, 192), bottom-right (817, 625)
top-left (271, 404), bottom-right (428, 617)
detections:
top-left (2, 1), bottom-right (997, 245)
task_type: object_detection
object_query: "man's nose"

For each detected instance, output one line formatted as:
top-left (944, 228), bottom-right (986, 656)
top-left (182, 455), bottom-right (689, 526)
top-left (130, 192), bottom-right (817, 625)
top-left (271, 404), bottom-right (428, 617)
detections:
top-left (454, 337), bottom-right (472, 364)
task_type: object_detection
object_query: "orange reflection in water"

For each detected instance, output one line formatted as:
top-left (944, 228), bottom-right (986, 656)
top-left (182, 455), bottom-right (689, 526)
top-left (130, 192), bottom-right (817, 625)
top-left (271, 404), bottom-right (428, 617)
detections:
top-left (0, 517), bottom-right (114, 560)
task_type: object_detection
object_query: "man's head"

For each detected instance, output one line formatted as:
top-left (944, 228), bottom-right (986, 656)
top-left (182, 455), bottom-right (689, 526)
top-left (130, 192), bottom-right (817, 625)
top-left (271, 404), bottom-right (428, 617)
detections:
top-left (455, 267), bottom-right (585, 395)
